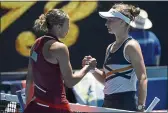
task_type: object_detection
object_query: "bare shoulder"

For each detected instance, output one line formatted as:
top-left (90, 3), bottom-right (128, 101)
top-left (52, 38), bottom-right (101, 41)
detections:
top-left (125, 39), bottom-right (141, 52)
top-left (50, 42), bottom-right (68, 52)
top-left (50, 42), bottom-right (69, 57)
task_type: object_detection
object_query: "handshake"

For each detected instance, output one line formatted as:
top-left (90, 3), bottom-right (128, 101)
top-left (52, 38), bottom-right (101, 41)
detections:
top-left (82, 55), bottom-right (97, 70)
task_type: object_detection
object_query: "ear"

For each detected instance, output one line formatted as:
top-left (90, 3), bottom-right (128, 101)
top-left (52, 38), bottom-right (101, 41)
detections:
top-left (121, 20), bottom-right (128, 28)
top-left (120, 20), bottom-right (125, 25)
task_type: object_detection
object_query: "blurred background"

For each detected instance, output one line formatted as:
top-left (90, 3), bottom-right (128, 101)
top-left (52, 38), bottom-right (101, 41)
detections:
top-left (0, 1), bottom-right (167, 112)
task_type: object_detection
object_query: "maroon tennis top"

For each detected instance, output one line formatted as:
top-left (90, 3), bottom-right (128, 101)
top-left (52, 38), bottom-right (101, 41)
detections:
top-left (30, 34), bottom-right (69, 105)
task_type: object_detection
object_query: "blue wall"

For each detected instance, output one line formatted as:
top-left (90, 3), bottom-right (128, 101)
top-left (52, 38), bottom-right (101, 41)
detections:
top-left (146, 77), bottom-right (168, 110)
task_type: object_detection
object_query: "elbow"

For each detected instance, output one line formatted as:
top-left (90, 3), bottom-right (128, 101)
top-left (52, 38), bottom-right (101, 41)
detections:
top-left (138, 76), bottom-right (148, 85)
top-left (143, 76), bottom-right (148, 82)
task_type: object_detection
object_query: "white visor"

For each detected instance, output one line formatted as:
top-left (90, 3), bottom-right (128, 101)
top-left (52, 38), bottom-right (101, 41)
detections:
top-left (99, 8), bottom-right (131, 24)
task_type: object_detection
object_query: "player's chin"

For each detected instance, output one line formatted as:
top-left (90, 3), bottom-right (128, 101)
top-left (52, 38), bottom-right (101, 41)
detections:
top-left (108, 31), bottom-right (114, 34)
top-left (61, 33), bottom-right (68, 38)
top-left (60, 35), bottom-right (66, 39)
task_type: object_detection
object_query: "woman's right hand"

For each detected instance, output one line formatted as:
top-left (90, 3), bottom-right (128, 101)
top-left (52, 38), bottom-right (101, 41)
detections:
top-left (82, 55), bottom-right (97, 70)
top-left (88, 57), bottom-right (97, 70)
top-left (82, 55), bottom-right (92, 67)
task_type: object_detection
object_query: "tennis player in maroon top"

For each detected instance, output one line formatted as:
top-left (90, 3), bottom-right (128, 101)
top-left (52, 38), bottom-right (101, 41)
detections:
top-left (24, 9), bottom-right (97, 113)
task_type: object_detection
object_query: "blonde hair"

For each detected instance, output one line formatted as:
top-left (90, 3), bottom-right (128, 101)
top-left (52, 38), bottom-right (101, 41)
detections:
top-left (33, 9), bottom-right (69, 33)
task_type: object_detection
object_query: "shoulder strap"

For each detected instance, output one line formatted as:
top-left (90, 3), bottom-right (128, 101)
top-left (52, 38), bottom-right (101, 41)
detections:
top-left (122, 37), bottom-right (132, 47)
top-left (104, 43), bottom-right (113, 63)
top-left (41, 35), bottom-right (55, 39)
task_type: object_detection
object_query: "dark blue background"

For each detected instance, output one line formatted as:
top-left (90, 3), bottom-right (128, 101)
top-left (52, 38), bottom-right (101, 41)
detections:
top-left (0, 1), bottom-right (168, 72)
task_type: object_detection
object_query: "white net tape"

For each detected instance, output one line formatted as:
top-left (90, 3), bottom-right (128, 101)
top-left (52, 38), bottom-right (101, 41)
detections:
top-left (0, 93), bottom-right (160, 113)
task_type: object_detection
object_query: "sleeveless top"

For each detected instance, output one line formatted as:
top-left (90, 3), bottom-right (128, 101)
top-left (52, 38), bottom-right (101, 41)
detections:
top-left (103, 37), bottom-right (137, 94)
top-left (30, 34), bottom-right (69, 104)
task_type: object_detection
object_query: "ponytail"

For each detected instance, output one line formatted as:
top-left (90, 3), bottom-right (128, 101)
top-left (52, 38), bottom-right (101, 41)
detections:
top-left (33, 14), bottom-right (48, 33)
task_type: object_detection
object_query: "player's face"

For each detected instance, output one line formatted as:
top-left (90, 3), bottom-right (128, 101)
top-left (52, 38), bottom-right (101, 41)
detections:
top-left (59, 19), bottom-right (70, 38)
top-left (105, 17), bottom-right (124, 34)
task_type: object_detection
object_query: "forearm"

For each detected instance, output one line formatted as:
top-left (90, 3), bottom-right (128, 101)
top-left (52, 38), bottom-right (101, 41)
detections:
top-left (67, 65), bottom-right (91, 87)
top-left (73, 65), bottom-right (91, 78)
top-left (138, 78), bottom-right (148, 105)
top-left (25, 80), bottom-right (34, 105)
top-left (26, 57), bottom-right (34, 105)
top-left (92, 68), bottom-right (105, 85)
